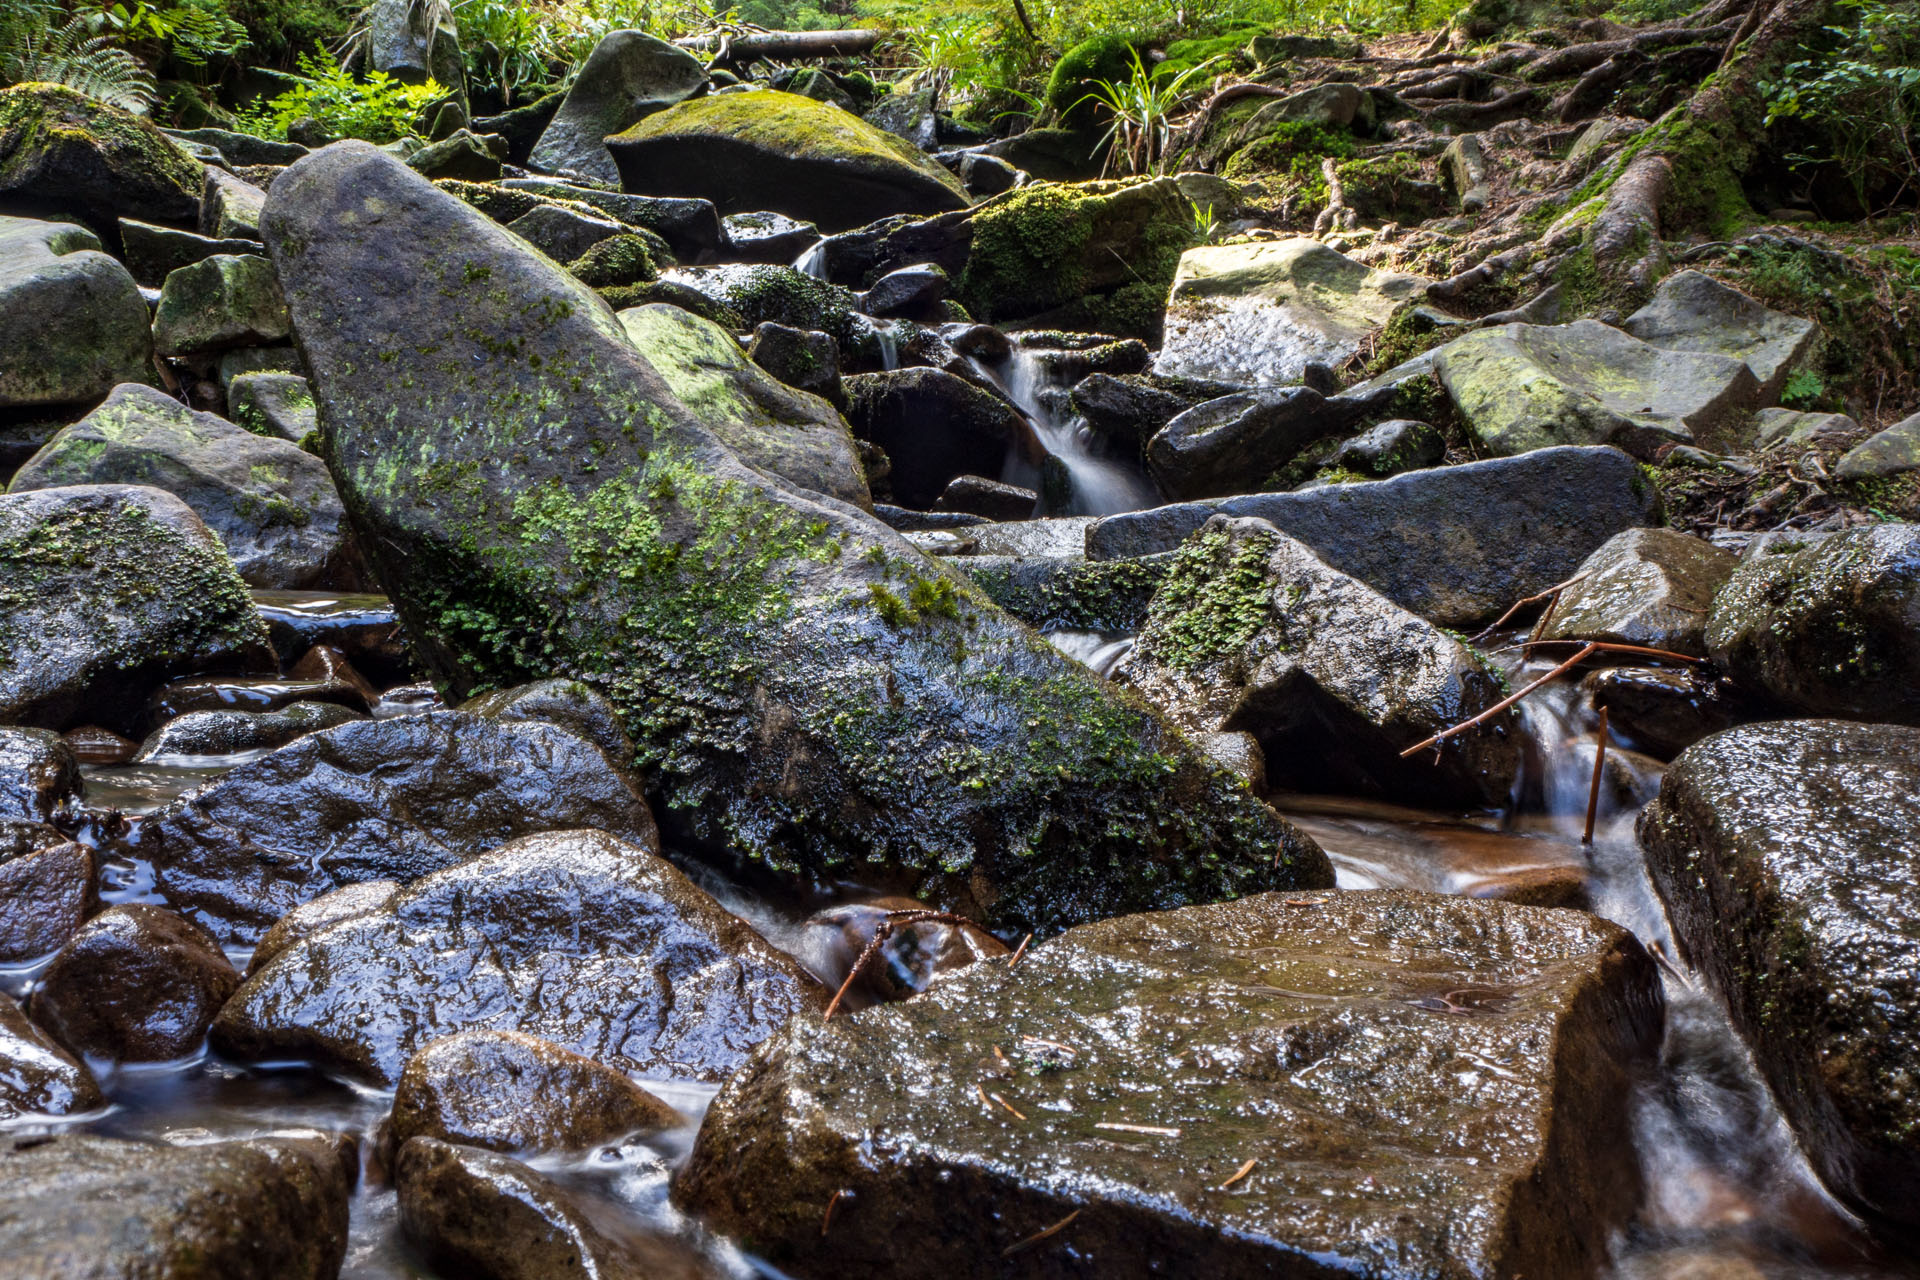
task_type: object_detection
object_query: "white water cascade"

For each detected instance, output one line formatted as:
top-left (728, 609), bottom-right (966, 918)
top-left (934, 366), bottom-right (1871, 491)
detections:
top-left (977, 347), bottom-right (1160, 517)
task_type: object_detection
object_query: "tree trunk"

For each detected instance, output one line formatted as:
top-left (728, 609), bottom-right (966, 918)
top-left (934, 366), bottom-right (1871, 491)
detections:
top-left (675, 29), bottom-right (883, 65)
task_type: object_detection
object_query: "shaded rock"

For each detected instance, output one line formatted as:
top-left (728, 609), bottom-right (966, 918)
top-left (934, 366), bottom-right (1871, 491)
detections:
top-left (141, 709), bottom-right (657, 944)
top-left (1089, 446), bottom-right (1660, 625)
top-left (608, 90), bottom-right (967, 232)
top-left (227, 371), bottom-right (317, 441)
top-left (678, 888), bottom-right (1663, 1280)
top-left (0, 84), bottom-right (202, 233)
top-left (1146, 385), bottom-right (1378, 502)
top-left (844, 366), bottom-right (1043, 508)
top-left (1154, 239), bottom-right (1428, 386)
top-left (1537, 527), bottom-right (1736, 658)
top-left (407, 129), bottom-right (504, 181)
top-left (1442, 133), bottom-right (1490, 212)
top-left (0, 991), bottom-right (101, 1118)
top-left (145, 668), bottom-right (371, 724)
top-left (531, 30), bottom-right (708, 184)
top-left (1116, 517), bottom-right (1521, 807)
top-left (616, 303), bottom-right (870, 508)
top-left (289, 640), bottom-right (379, 704)
top-left (932, 474), bottom-right (1035, 521)
top-left (247, 879), bottom-right (398, 976)
top-left (1435, 320), bottom-right (1759, 458)
top-left (497, 177), bottom-right (722, 260)
top-left (963, 553), bottom-right (1169, 633)
top-left (721, 209), bottom-right (817, 263)
top-left (152, 253), bottom-right (290, 356)
top-left (62, 723), bottom-right (137, 764)
top-left (117, 217), bottom-right (263, 288)
top-left (1623, 269), bottom-right (1818, 406)
top-left (1705, 523), bottom-right (1920, 723)
top-left (460, 677), bottom-right (635, 766)
top-left (1755, 407), bottom-right (1858, 451)
top-left (1070, 372), bottom-right (1217, 455)
top-left (1334, 417), bottom-right (1445, 477)
top-left (955, 150), bottom-right (1019, 196)
top-left (134, 699), bottom-right (362, 760)
top-left (388, 1030), bottom-right (682, 1157)
top-left (0, 1132), bottom-right (351, 1279)
top-left (215, 343), bottom-right (302, 390)
top-left (506, 202), bottom-right (625, 263)
top-left (0, 726), bottom-right (80, 821)
top-left (859, 261), bottom-right (947, 318)
top-left (747, 321), bottom-right (842, 405)
top-left (213, 828), bottom-right (827, 1084)
top-left (802, 894), bottom-right (1007, 1002)
top-left (200, 166), bottom-right (266, 240)
top-left (974, 127), bottom-right (1103, 182)
top-left (169, 127), bottom-right (307, 168)
top-left (0, 484), bottom-right (271, 730)
top-left (1582, 665), bottom-right (1746, 759)
top-left (1835, 409), bottom-right (1920, 494)
top-left (473, 91), bottom-right (565, 166)
top-left (29, 904), bottom-right (239, 1062)
top-left (0, 215), bottom-right (151, 409)
top-left (865, 85), bottom-right (938, 151)
top-left (0, 828), bottom-right (95, 963)
top-left (655, 261), bottom-right (856, 339)
top-left (1640, 720), bottom-right (1920, 1237)
top-left (9, 383), bottom-right (351, 588)
top-left (251, 588), bottom-right (406, 676)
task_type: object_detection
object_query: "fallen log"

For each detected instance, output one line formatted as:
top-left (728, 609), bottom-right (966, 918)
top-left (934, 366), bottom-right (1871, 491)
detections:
top-left (674, 28), bottom-right (883, 63)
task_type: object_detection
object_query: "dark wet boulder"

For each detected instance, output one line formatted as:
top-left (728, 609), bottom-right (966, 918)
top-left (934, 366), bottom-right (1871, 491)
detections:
top-left (1538, 527), bottom-right (1736, 659)
top-left (1116, 517), bottom-right (1521, 807)
top-left (0, 726), bottom-right (80, 821)
top-left (151, 253), bottom-right (290, 357)
top-left (1640, 720), bottom-right (1920, 1238)
top-left (1704, 524), bottom-right (1920, 724)
top-left (1583, 665), bottom-right (1746, 760)
top-left (722, 210), bottom-right (817, 263)
top-left (140, 709), bottom-right (656, 945)
top-left (63, 722), bottom-right (138, 763)
top-left (506, 201), bottom-right (626, 263)
top-left (247, 879), bottom-right (399, 975)
top-left (932, 474), bottom-right (1035, 521)
top-left (1069, 371), bottom-right (1227, 457)
top-left (963, 553), bottom-right (1171, 633)
top-left (387, 1030), bottom-right (683, 1157)
top-left (145, 668), bottom-right (371, 725)
top-left (0, 484), bottom-right (271, 731)
top-left (9, 383), bottom-right (353, 588)
top-left (859, 261), bottom-right (948, 320)
top-left (213, 828), bottom-right (829, 1085)
top-left (652, 261), bottom-right (857, 340)
top-left (251, 588), bottom-right (407, 678)
top-left (118, 217), bottom-right (264, 288)
top-left (802, 894), bottom-right (1007, 1002)
top-left (497, 176), bottom-right (722, 261)
top-left (748, 321), bottom-right (843, 406)
top-left (29, 904), bottom-right (239, 1063)
top-left (844, 367), bottom-right (1044, 509)
top-left (460, 678), bottom-right (634, 766)
top-left (0, 1132), bottom-right (352, 1279)
top-left (677, 889), bottom-right (1663, 1280)
top-left (169, 127), bottom-right (307, 168)
top-left (1, 991), bottom-right (102, 1118)
top-left (134, 699), bottom-right (362, 759)
top-left (0, 84), bottom-right (203, 233)
top-left (0, 215), bottom-right (152, 409)
top-left (530, 30), bottom-right (708, 185)
top-left (1146, 386), bottom-right (1384, 502)
top-left (261, 144), bottom-right (1327, 937)
top-left (0, 824), bottom-right (94, 963)
top-left (607, 90), bottom-right (967, 232)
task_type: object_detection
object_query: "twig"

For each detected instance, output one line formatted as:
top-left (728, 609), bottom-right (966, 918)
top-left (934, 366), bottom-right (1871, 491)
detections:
top-left (1583, 706), bottom-right (1610, 846)
top-left (1521, 640), bottom-right (1704, 664)
top-left (1470, 572), bottom-right (1590, 642)
top-left (1219, 1158), bottom-right (1258, 1190)
top-left (1094, 1122), bottom-right (1182, 1136)
top-left (1007, 933), bottom-right (1033, 968)
top-left (821, 1188), bottom-right (849, 1236)
top-left (1002, 1209), bottom-right (1081, 1258)
top-left (989, 1091), bottom-right (1028, 1120)
top-left (1401, 643), bottom-right (1598, 757)
top-left (823, 910), bottom-right (974, 1018)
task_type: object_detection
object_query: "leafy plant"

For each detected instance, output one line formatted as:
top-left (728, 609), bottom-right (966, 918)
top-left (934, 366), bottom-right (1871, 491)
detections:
top-left (77, 0), bottom-right (250, 68)
top-left (1189, 197), bottom-right (1221, 242)
top-left (0, 1), bottom-right (156, 109)
top-left (1763, 0), bottom-right (1920, 214)
top-left (1075, 48), bottom-right (1218, 177)
top-left (234, 47), bottom-right (439, 140)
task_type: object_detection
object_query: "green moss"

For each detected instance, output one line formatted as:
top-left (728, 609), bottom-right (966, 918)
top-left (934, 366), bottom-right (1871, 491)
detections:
top-left (568, 233), bottom-right (660, 289)
top-left (1044, 33), bottom-right (1142, 124)
top-left (967, 555), bottom-right (1170, 632)
top-left (1143, 526), bottom-right (1276, 671)
top-left (1219, 120), bottom-right (1356, 181)
top-left (0, 82), bottom-right (202, 209)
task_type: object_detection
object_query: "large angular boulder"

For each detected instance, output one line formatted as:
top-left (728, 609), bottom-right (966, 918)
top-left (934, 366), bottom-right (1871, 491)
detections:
top-left (151, 253), bottom-right (290, 356)
top-left (0, 84), bottom-right (203, 233)
top-left (677, 889), bottom-right (1664, 1279)
top-left (139, 709), bottom-right (656, 944)
top-left (460, 677), bottom-right (635, 765)
top-left (0, 822), bottom-right (95, 962)
top-left (200, 166), bottom-right (267, 241)
top-left (1704, 523), bottom-right (1920, 724)
top-left (607, 91), bottom-right (967, 232)
top-left (1623, 269), bottom-right (1818, 406)
top-left (1153, 238), bottom-right (1428, 386)
top-left (1836, 409), bottom-right (1920, 515)
top-left (531, 30), bottom-right (708, 184)
top-left (0, 1132), bottom-right (352, 1279)
top-left (9, 383), bottom-right (352, 588)
top-left (1536, 527), bottom-right (1736, 658)
top-left (1116, 517), bottom-right (1521, 807)
top-left (212, 828), bottom-right (830, 1084)
top-left (261, 143), bottom-right (1327, 937)
top-left (1145, 385), bottom-right (1382, 502)
top-left (1640, 720), bottom-right (1920, 1236)
top-left (0, 215), bottom-right (152, 408)
top-left (28, 904), bottom-right (239, 1063)
top-left (0, 991), bottom-right (101, 1119)
top-left (0, 485), bottom-right (270, 730)
top-left (1088, 446), bottom-right (1661, 626)
top-left (844, 366), bottom-right (1044, 509)
top-left (118, 217), bottom-right (264, 288)
top-left (616, 303), bottom-right (870, 508)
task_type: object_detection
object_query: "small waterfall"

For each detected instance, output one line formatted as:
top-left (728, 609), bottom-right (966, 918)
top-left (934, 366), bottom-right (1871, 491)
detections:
top-left (792, 240), bottom-right (828, 279)
top-left (872, 318), bottom-right (900, 371)
top-left (1043, 627), bottom-right (1135, 677)
top-left (976, 348), bottom-right (1159, 518)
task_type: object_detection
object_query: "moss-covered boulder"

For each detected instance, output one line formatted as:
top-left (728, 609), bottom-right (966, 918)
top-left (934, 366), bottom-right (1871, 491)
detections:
top-left (0, 83), bottom-right (203, 233)
top-left (607, 90), bottom-right (967, 233)
top-left (151, 252), bottom-right (291, 357)
top-left (616, 303), bottom-right (869, 509)
top-left (261, 142), bottom-right (1328, 936)
top-left (1043, 33), bottom-right (1140, 125)
top-left (0, 215), bottom-right (152, 408)
top-left (1835, 410), bottom-right (1920, 516)
top-left (530, 30), bottom-right (708, 185)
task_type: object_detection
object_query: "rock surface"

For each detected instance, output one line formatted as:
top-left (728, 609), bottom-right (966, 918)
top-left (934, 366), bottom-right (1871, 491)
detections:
top-left (0, 726), bottom-right (80, 821)
top-left (531, 30), bottom-right (708, 184)
top-left (1146, 385), bottom-right (1378, 501)
top-left (1622, 270), bottom-right (1818, 406)
top-left (29, 904), bottom-right (239, 1063)
top-left (460, 677), bottom-right (635, 766)
top-left (151, 253), bottom-right (291, 356)
top-left (844, 366), bottom-right (1043, 509)
top-left (1537, 527), bottom-right (1736, 657)
top-left (0, 826), bottom-right (94, 962)
top-left (0, 84), bottom-right (203, 233)
top-left (0, 991), bottom-right (102, 1119)
top-left (134, 699), bottom-right (362, 759)
top-left (0, 215), bottom-right (152, 408)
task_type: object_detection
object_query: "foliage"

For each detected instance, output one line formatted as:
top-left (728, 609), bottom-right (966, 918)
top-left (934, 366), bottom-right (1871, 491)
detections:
top-left (234, 47), bottom-right (439, 140)
top-left (0, 2), bottom-right (156, 109)
top-left (1075, 47), bottom-right (1218, 176)
top-left (1762, 0), bottom-right (1920, 214)
top-left (79, 0), bottom-right (250, 68)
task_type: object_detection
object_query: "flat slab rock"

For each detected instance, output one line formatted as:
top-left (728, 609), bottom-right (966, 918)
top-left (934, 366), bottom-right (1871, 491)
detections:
top-left (677, 889), bottom-right (1664, 1280)
top-left (1622, 269), bottom-right (1818, 407)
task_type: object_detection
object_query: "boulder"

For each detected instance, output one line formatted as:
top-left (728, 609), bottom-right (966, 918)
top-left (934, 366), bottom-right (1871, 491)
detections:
top-left (932, 474), bottom-right (1036, 521)
top-left (531, 30), bottom-right (708, 184)
top-left (498, 177), bottom-right (722, 260)
top-left (1835, 410), bottom-right (1920, 511)
top-left (387, 1030), bottom-right (683, 1157)
top-left (260, 143), bottom-right (1329, 938)
top-left (9, 383), bottom-right (351, 588)
top-left (506, 202), bottom-right (626, 265)
top-left (677, 889), bottom-right (1663, 1279)
top-left (1622, 269), bottom-right (1819, 406)
top-left (227, 371), bottom-right (318, 441)
top-left (460, 678), bottom-right (635, 765)
top-left (0, 726), bottom-right (80, 821)
top-left (0, 215), bottom-right (152, 409)
top-left (1442, 133), bottom-right (1491, 212)
top-left (0, 485), bottom-right (270, 730)
top-left (1434, 320), bottom-right (1760, 458)
top-left (748, 321), bottom-right (843, 405)
top-left (1153, 239), bottom-right (1428, 386)
top-left (844, 367), bottom-right (1043, 509)
top-left (1582, 665), bottom-right (1745, 760)
top-left (655, 261), bottom-right (857, 340)
top-left (722, 209), bottom-right (818, 263)
top-left (1536, 527), bottom-right (1736, 657)
top-left (964, 553), bottom-right (1170, 633)
top-left (0, 823), bottom-right (94, 962)
top-left (140, 709), bottom-right (656, 944)
top-left (1705, 523), bottom-right (1920, 723)
top-left (859, 261), bottom-right (948, 319)
top-left (865, 85), bottom-right (938, 151)
top-left (954, 150), bottom-right (1021, 196)
top-left (146, 659), bottom-right (373, 723)
top-left (151, 253), bottom-right (290, 356)
top-left (200, 166), bottom-right (266, 240)
top-left (62, 722), bottom-right (138, 763)
top-left (406, 129), bottom-right (503, 181)
top-left (1755, 407), bottom-right (1858, 451)
top-left (1070, 372), bottom-right (1218, 455)
top-left (213, 828), bottom-right (829, 1084)
top-left (0, 1132), bottom-right (351, 1279)
top-left (134, 699), bottom-right (362, 759)
top-left (251, 588), bottom-right (409, 679)
top-left (117, 217), bottom-right (263, 288)
top-left (169, 127), bottom-right (308, 168)
top-left (28, 904), bottom-right (239, 1063)
top-left (247, 879), bottom-right (398, 975)
top-left (1334, 417), bottom-right (1445, 477)
top-left (607, 91), bottom-right (968, 232)
top-left (1145, 385), bottom-right (1379, 501)
top-left (1640, 720), bottom-right (1920, 1236)
top-left (0, 84), bottom-right (203, 233)
top-left (1087, 446), bottom-right (1661, 625)
top-left (616, 303), bottom-right (871, 508)
top-left (0, 991), bottom-right (101, 1118)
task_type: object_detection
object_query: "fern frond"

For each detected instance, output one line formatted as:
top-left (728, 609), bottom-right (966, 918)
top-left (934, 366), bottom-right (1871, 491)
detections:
top-left (1, 12), bottom-right (157, 113)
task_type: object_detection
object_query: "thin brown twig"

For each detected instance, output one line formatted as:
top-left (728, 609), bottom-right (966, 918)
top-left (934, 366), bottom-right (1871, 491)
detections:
top-left (823, 910), bottom-right (972, 1019)
top-left (1001, 1209), bottom-right (1082, 1258)
top-left (989, 1091), bottom-right (1028, 1120)
top-left (1007, 933), bottom-right (1033, 968)
top-left (821, 1188), bottom-right (849, 1236)
top-left (1583, 706), bottom-right (1610, 846)
top-left (1401, 643), bottom-right (1599, 757)
top-left (1219, 1158), bottom-right (1258, 1190)
top-left (1520, 640), bottom-right (1705, 664)
top-left (1470, 572), bottom-right (1590, 642)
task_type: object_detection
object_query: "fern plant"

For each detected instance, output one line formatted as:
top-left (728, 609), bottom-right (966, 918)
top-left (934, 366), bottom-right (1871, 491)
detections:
top-left (0, 1), bottom-right (157, 110)
top-left (233, 47), bottom-right (440, 141)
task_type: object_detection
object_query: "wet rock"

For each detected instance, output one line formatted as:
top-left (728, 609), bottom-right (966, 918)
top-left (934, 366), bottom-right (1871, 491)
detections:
top-left (146, 669), bottom-right (371, 725)
top-left (722, 210), bottom-right (817, 263)
top-left (1835, 409), bottom-right (1920, 496)
top-left (1088, 446), bottom-right (1661, 626)
top-left (865, 85), bottom-right (938, 150)
top-left (505, 202), bottom-right (624, 263)
top-left (1435, 320), bottom-right (1759, 459)
top-left (962, 554), bottom-right (1170, 632)
top-left (134, 699), bottom-right (362, 760)
top-left (251, 588), bottom-right (407, 677)
top-left (214, 828), bottom-right (827, 1084)
top-left (531, 30), bottom-right (708, 185)
top-left (678, 889), bottom-right (1663, 1279)
top-left (1623, 270), bottom-right (1819, 406)
top-left (151, 252), bottom-right (290, 357)
top-left (844, 367), bottom-right (1043, 508)
top-left (0, 828), bottom-right (95, 963)
top-left (747, 321), bottom-right (843, 406)
top-left (608, 91), bottom-right (966, 232)
top-left (1537, 527), bottom-right (1736, 658)
top-left (200, 166), bottom-right (266, 240)
top-left (1582, 665), bottom-right (1745, 759)
top-left (1117, 517), bottom-right (1521, 807)
top-left (141, 709), bottom-right (655, 944)
top-left (655, 261), bottom-right (857, 338)
top-left (388, 1030), bottom-right (683, 1157)
top-left (0, 1131), bottom-right (352, 1278)
top-left (496, 177), bottom-right (722, 261)
top-left (247, 879), bottom-right (398, 975)
top-left (616, 303), bottom-right (870, 509)
top-left (1704, 523), bottom-right (1920, 724)
top-left (0, 991), bottom-right (102, 1117)
top-left (29, 904), bottom-right (239, 1062)
top-left (397, 1137), bottom-right (720, 1280)
top-left (1146, 385), bottom-right (1382, 502)
top-left (1069, 372), bottom-right (1220, 456)
top-left (0, 727), bottom-right (80, 821)
top-left (0, 84), bottom-right (202, 233)
top-left (460, 677), bottom-right (635, 766)
top-left (1640, 720), bottom-right (1920, 1237)
top-left (9, 384), bottom-right (351, 588)
top-left (118, 218), bottom-right (264, 288)
top-left (803, 894), bottom-right (1007, 1001)
top-left (954, 151), bottom-right (1020, 196)
top-left (63, 723), bottom-right (138, 764)
top-left (1334, 417), bottom-right (1445, 477)
top-left (1154, 239), bottom-right (1428, 386)
top-left (227, 371), bottom-right (317, 441)
top-left (932, 474), bottom-right (1036, 521)
top-left (1, 216), bottom-right (153, 413)
top-left (0, 484), bottom-right (271, 730)
top-left (859, 262), bottom-right (948, 319)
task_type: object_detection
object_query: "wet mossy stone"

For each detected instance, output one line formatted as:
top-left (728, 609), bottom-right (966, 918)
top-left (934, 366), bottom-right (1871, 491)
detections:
top-left (117, 216), bottom-right (262, 288)
top-left (0, 990), bottom-right (101, 1118)
top-left (0, 827), bottom-right (96, 964)
top-left (655, 262), bottom-right (857, 344)
top-left (0, 215), bottom-right (152, 408)
top-left (28, 903), bottom-right (240, 1063)
top-left (134, 699), bottom-right (362, 759)
top-left (152, 252), bottom-right (290, 357)
top-left (227, 370), bottom-right (318, 441)
top-left (1537, 526), bottom-right (1735, 659)
top-left (530, 29), bottom-right (708, 186)
top-left (606, 90), bottom-right (968, 233)
top-left (1640, 720), bottom-right (1920, 1239)
top-left (0, 484), bottom-right (271, 730)
top-left (677, 888), bottom-right (1663, 1279)
top-left (0, 83), bottom-right (203, 236)
top-left (460, 677), bottom-right (633, 766)
top-left (0, 726), bottom-right (80, 822)
top-left (260, 142), bottom-right (1328, 936)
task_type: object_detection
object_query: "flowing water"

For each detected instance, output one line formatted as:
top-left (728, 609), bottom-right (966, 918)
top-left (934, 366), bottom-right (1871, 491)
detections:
top-left (978, 347), bottom-right (1161, 517)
